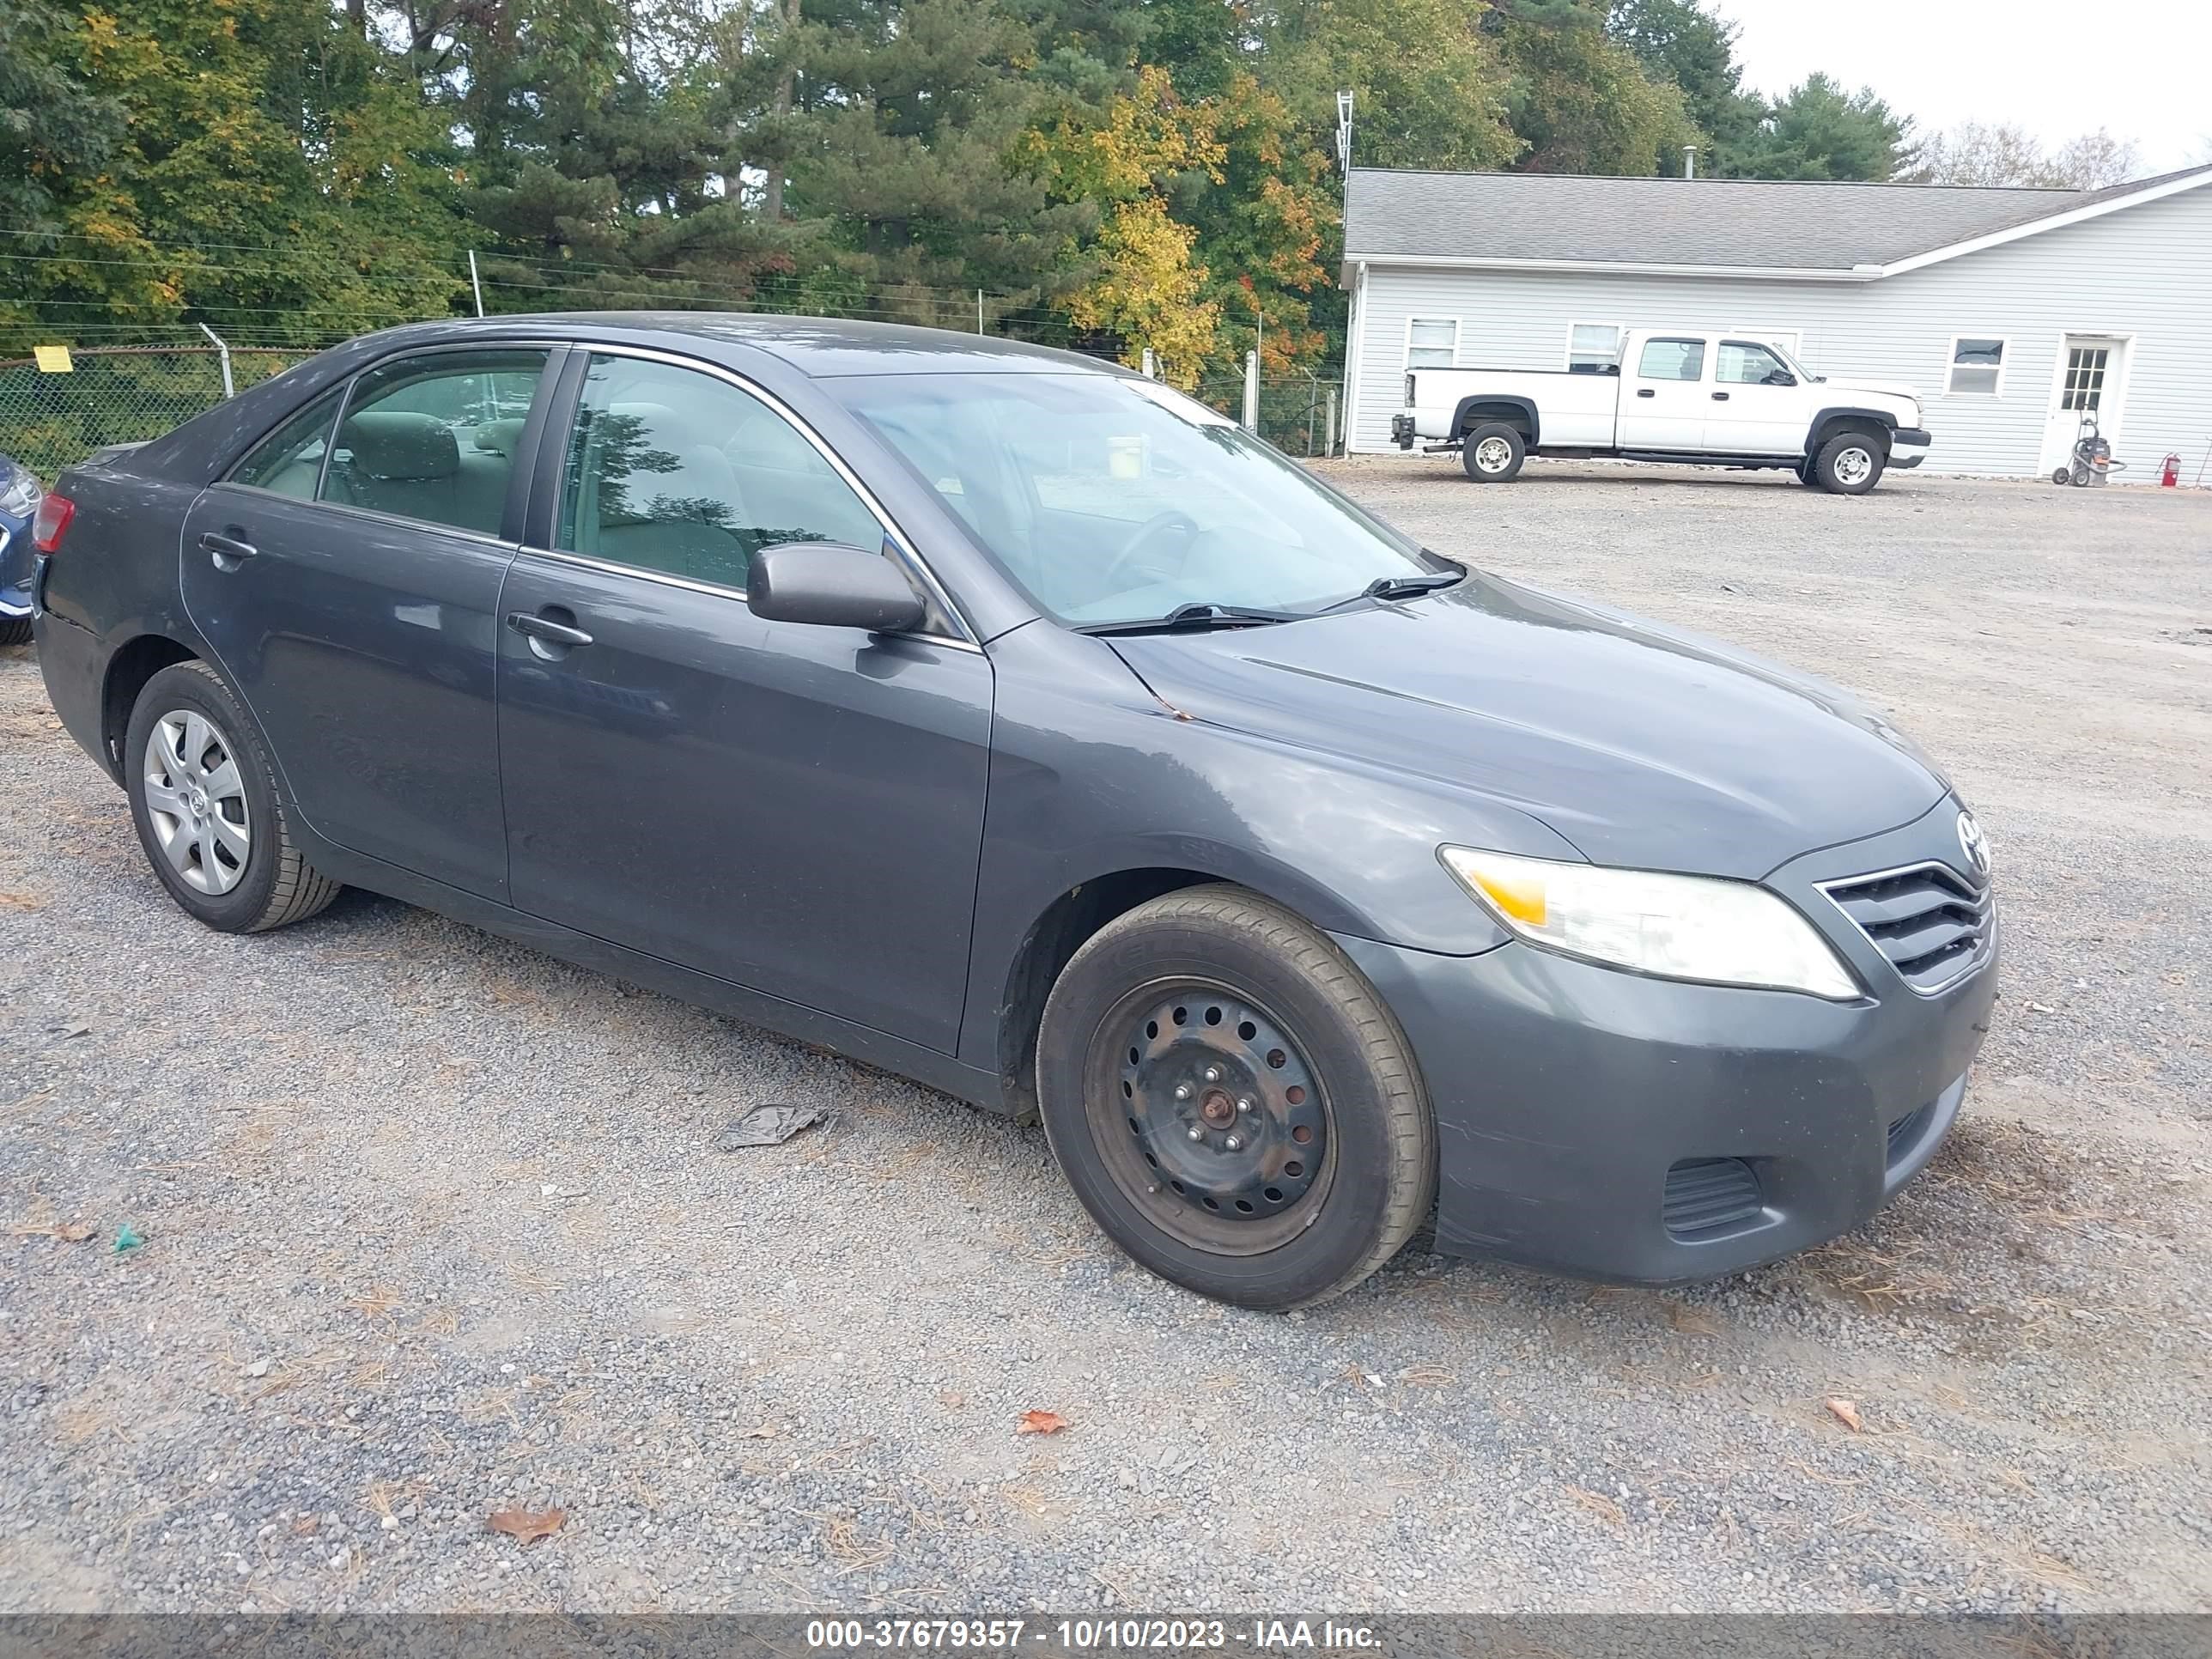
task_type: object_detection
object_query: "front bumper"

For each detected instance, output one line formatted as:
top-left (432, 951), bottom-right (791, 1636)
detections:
top-left (1889, 427), bottom-right (1932, 470)
top-left (1334, 797), bottom-right (1997, 1283)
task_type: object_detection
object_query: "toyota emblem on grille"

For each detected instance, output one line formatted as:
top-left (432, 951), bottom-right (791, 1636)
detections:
top-left (1956, 810), bottom-right (1991, 878)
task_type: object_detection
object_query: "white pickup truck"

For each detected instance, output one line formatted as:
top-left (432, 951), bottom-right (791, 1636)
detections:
top-left (1389, 329), bottom-right (1929, 494)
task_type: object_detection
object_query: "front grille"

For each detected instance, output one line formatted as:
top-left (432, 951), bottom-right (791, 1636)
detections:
top-left (1663, 1158), bottom-right (1765, 1240)
top-left (1819, 861), bottom-right (1992, 993)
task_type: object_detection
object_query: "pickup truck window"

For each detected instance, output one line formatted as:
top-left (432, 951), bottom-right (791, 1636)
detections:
top-left (1637, 338), bottom-right (1705, 382)
top-left (1717, 342), bottom-right (1793, 386)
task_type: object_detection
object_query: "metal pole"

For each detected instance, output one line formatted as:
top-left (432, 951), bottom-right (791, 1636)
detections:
top-left (976, 289), bottom-right (984, 334)
top-left (1141, 347), bottom-right (1157, 380)
top-left (1325, 388), bottom-right (1338, 456)
top-left (197, 322), bottom-right (234, 398)
top-left (469, 250), bottom-right (486, 318)
top-left (1242, 350), bottom-right (1259, 433)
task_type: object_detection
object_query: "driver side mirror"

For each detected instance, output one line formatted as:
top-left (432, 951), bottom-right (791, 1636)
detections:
top-left (747, 542), bottom-right (927, 635)
top-left (1766, 371), bottom-right (1797, 386)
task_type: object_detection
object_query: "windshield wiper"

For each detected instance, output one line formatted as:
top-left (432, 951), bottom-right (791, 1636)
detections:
top-left (1076, 602), bottom-right (1303, 637)
top-left (1318, 570), bottom-right (1464, 612)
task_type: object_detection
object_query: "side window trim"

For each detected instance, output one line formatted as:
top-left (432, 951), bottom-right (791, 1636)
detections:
top-left (220, 379), bottom-right (356, 495)
top-left (544, 343), bottom-right (978, 647)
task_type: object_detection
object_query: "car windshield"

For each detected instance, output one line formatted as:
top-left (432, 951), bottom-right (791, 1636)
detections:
top-left (831, 371), bottom-right (1435, 626)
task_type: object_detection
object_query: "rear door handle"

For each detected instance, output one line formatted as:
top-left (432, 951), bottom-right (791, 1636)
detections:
top-left (506, 611), bottom-right (594, 650)
top-left (200, 531), bottom-right (258, 570)
top-left (1635, 388), bottom-right (1656, 398)
top-left (1711, 392), bottom-right (1731, 401)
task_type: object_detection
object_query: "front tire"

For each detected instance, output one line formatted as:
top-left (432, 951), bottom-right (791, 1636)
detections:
top-left (0, 617), bottom-right (31, 647)
top-left (1814, 428), bottom-right (1887, 495)
top-left (1036, 885), bottom-right (1436, 1310)
top-left (125, 660), bottom-right (342, 933)
top-left (1460, 422), bottom-right (1527, 483)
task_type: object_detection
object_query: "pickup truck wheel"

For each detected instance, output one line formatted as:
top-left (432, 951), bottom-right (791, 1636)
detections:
top-left (1036, 884), bottom-right (1436, 1310)
top-left (1814, 429), bottom-right (1887, 495)
top-left (1460, 422), bottom-right (1526, 483)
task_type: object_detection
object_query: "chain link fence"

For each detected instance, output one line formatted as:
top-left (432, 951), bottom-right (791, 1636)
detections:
top-left (0, 345), bottom-right (314, 480)
top-left (1191, 373), bottom-right (1345, 459)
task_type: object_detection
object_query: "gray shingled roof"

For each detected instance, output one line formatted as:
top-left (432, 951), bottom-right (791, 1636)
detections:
top-left (1342, 166), bottom-right (2212, 272)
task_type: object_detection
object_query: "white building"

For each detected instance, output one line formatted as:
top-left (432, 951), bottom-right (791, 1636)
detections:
top-left (1340, 165), bottom-right (2212, 481)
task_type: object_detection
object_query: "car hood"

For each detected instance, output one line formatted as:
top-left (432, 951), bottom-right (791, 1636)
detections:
top-left (1817, 374), bottom-right (1923, 409)
top-left (1108, 571), bottom-right (1948, 880)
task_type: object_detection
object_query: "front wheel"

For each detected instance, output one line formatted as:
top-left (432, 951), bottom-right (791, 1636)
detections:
top-left (1460, 422), bottom-right (1527, 483)
top-left (125, 660), bottom-right (343, 933)
top-left (1036, 885), bottom-right (1436, 1310)
top-left (1814, 428), bottom-right (1887, 495)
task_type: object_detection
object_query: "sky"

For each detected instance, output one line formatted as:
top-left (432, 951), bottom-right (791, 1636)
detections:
top-left (1714, 0), bottom-right (2212, 173)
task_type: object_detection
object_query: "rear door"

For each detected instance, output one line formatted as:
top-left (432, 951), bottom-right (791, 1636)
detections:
top-left (1618, 335), bottom-right (1711, 452)
top-left (180, 345), bottom-right (558, 900)
top-left (1706, 338), bottom-right (1814, 456)
top-left (494, 349), bottom-right (993, 1052)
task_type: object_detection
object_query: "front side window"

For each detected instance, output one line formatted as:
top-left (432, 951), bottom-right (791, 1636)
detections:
top-left (557, 355), bottom-right (886, 592)
top-left (231, 388), bottom-right (346, 498)
top-left (322, 349), bottom-right (549, 536)
top-left (1566, 323), bottom-right (1622, 372)
top-left (836, 371), bottom-right (1432, 628)
top-left (1948, 337), bottom-right (2006, 397)
top-left (1717, 341), bottom-right (1793, 386)
top-left (1406, 319), bottom-right (1457, 370)
top-left (1637, 338), bottom-right (1706, 382)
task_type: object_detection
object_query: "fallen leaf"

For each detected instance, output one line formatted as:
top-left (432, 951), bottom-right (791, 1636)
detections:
top-left (938, 1390), bottom-right (966, 1409)
top-left (52, 1222), bottom-right (94, 1243)
top-left (486, 1505), bottom-right (566, 1545)
top-left (1016, 1410), bottom-right (1068, 1436)
top-left (1824, 1397), bottom-right (1863, 1433)
top-left (292, 1516), bottom-right (321, 1536)
top-left (740, 1422), bottom-right (782, 1439)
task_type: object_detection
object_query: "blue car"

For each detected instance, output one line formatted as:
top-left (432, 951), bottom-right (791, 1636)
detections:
top-left (0, 449), bottom-right (41, 645)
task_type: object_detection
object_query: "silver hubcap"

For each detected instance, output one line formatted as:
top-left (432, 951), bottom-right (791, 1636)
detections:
top-left (1475, 435), bottom-right (1514, 472)
top-left (1836, 447), bottom-right (1874, 486)
top-left (143, 709), bottom-right (251, 895)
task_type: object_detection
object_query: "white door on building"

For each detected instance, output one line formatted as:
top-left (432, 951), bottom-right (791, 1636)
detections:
top-left (2039, 337), bottom-right (2127, 476)
top-left (1620, 335), bottom-right (1712, 451)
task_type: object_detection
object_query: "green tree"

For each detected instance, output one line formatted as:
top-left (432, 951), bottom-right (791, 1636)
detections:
top-left (0, 0), bottom-right (125, 236)
top-left (1605, 0), bottom-right (1760, 173)
top-left (1491, 0), bottom-right (1698, 174)
top-left (1735, 72), bottom-right (1912, 181)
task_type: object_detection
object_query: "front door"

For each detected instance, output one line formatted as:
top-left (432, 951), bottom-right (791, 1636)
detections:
top-left (180, 345), bottom-right (556, 900)
top-left (2039, 337), bottom-right (2124, 476)
top-left (495, 350), bottom-right (994, 1053)
top-left (1620, 335), bottom-right (1711, 452)
top-left (1705, 338), bottom-right (1813, 456)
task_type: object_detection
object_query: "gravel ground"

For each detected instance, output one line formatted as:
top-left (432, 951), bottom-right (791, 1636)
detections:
top-left (2, 460), bottom-right (2208, 1616)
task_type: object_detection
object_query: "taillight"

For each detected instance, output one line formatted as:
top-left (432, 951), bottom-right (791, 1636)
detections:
top-left (31, 492), bottom-right (74, 554)
top-left (1404, 373), bottom-right (1417, 406)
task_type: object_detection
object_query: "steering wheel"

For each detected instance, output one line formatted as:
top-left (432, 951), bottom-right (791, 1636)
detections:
top-left (1098, 509), bottom-right (1201, 595)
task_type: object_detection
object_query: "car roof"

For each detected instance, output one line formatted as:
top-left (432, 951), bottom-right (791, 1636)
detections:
top-left (346, 313), bottom-right (1133, 380)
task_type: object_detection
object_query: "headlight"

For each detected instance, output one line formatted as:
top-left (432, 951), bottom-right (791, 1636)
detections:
top-left (0, 459), bottom-right (40, 520)
top-left (1439, 847), bottom-right (1860, 1000)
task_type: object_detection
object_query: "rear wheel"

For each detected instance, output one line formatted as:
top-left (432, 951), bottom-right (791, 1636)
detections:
top-left (0, 617), bottom-right (30, 647)
top-left (124, 660), bottom-right (343, 933)
top-left (1460, 422), bottom-right (1527, 483)
top-left (1814, 428), bottom-right (1887, 495)
top-left (1036, 885), bottom-right (1435, 1310)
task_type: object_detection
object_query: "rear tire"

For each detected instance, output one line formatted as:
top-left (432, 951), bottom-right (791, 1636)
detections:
top-left (2052, 466), bottom-right (2074, 486)
top-left (1036, 884), bottom-right (1436, 1310)
top-left (0, 617), bottom-right (30, 647)
top-left (1460, 422), bottom-right (1527, 483)
top-left (124, 659), bottom-right (343, 933)
top-left (1814, 428), bottom-right (1887, 495)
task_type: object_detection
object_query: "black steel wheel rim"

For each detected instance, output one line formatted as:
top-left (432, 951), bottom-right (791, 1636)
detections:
top-left (1086, 978), bottom-right (1335, 1255)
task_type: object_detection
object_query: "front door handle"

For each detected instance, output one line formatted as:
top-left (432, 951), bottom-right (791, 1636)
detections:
top-left (507, 610), bottom-right (594, 651)
top-left (1635, 388), bottom-right (1656, 398)
top-left (200, 531), bottom-right (258, 571)
top-left (1711, 391), bottom-right (1731, 401)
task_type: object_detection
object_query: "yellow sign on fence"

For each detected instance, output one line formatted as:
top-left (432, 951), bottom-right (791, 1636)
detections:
top-left (33, 345), bottom-right (73, 373)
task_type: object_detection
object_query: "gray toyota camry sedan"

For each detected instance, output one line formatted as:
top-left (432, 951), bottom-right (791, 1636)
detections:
top-left (27, 316), bottom-right (1996, 1309)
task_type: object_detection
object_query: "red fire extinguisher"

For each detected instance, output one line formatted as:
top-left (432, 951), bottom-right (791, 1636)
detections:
top-left (2161, 453), bottom-right (2182, 487)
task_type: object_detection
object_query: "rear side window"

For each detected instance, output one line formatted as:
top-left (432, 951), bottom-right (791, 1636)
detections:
top-left (231, 389), bottom-right (346, 498)
top-left (1637, 338), bottom-right (1706, 382)
top-left (320, 349), bottom-right (550, 537)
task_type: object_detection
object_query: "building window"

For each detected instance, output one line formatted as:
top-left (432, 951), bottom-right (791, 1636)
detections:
top-left (1947, 337), bottom-right (2007, 397)
top-left (1405, 319), bottom-right (1457, 371)
top-left (1565, 322), bottom-right (1623, 372)
top-left (2059, 344), bottom-right (2109, 411)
